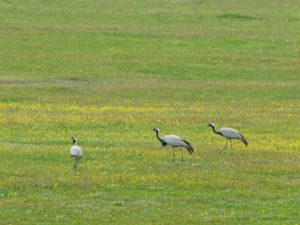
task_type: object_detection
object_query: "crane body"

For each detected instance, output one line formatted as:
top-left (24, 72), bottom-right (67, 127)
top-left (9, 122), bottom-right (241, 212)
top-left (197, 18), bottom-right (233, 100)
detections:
top-left (208, 123), bottom-right (248, 153)
top-left (153, 128), bottom-right (193, 161)
top-left (70, 136), bottom-right (82, 169)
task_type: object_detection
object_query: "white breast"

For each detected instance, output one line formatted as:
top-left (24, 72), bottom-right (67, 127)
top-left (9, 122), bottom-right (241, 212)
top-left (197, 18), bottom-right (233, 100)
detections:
top-left (70, 145), bottom-right (82, 157)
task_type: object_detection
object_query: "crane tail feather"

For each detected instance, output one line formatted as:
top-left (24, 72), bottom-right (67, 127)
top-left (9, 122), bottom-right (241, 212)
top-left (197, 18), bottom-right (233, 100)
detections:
top-left (240, 134), bottom-right (248, 146)
top-left (182, 140), bottom-right (194, 155)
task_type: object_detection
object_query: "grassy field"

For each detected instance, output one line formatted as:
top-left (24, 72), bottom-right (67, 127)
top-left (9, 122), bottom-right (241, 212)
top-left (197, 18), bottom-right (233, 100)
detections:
top-left (0, 0), bottom-right (300, 224)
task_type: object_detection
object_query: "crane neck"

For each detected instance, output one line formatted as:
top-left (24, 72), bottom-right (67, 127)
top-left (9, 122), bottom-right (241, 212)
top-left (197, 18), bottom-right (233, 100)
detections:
top-left (210, 125), bottom-right (222, 135)
top-left (155, 130), bottom-right (163, 142)
top-left (72, 139), bottom-right (76, 144)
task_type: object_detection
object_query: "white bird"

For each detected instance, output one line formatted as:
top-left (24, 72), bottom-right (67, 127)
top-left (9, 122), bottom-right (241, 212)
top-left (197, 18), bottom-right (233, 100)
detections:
top-left (70, 136), bottom-right (83, 169)
top-left (152, 128), bottom-right (193, 161)
top-left (208, 123), bottom-right (248, 153)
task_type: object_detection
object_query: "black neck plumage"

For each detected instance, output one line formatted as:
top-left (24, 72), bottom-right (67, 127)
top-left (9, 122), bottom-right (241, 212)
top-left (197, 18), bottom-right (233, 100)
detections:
top-left (210, 126), bottom-right (222, 136)
top-left (155, 130), bottom-right (163, 142)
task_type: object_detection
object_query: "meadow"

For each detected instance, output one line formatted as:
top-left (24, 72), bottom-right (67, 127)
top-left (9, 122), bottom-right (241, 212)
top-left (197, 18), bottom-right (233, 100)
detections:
top-left (0, 0), bottom-right (299, 224)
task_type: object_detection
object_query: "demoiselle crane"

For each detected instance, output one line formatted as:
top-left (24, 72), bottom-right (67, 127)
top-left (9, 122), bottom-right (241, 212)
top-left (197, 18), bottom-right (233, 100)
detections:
top-left (152, 128), bottom-right (193, 161)
top-left (70, 136), bottom-right (82, 169)
top-left (208, 123), bottom-right (248, 153)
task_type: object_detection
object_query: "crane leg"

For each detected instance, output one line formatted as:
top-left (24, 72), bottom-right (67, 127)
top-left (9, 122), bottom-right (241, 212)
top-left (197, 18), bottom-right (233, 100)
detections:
top-left (173, 150), bottom-right (175, 162)
top-left (181, 149), bottom-right (184, 162)
top-left (74, 157), bottom-right (80, 169)
top-left (230, 140), bottom-right (234, 155)
top-left (219, 139), bottom-right (228, 154)
top-left (74, 158), bottom-right (77, 169)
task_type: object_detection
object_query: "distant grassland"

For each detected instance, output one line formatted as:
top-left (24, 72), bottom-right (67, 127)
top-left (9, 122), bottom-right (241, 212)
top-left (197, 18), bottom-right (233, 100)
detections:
top-left (0, 0), bottom-right (299, 224)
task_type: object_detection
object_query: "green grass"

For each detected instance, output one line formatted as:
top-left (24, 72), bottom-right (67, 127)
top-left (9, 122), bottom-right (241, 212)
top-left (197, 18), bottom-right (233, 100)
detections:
top-left (0, 0), bottom-right (299, 224)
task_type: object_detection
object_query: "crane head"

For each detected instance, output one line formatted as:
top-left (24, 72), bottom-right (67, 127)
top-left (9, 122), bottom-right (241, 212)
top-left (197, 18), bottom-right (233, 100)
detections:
top-left (208, 123), bottom-right (215, 128)
top-left (72, 136), bottom-right (77, 143)
top-left (152, 128), bottom-right (159, 132)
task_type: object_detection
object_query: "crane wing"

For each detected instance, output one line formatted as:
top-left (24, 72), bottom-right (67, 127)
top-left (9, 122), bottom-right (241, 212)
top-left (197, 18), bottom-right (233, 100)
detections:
top-left (218, 127), bottom-right (241, 139)
top-left (218, 127), bottom-right (248, 146)
top-left (162, 135), bottom-right (185, 146)
top-left (162, 135), bottom-right (193, 154)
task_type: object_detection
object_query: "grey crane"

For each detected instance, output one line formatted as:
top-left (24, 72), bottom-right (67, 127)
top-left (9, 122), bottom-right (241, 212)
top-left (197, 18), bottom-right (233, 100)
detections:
top-left (70, 136), bottom-right (83, 169)
top-left (208, 123), bottom-right (248, 153)
top-left (152, 128), bottom-right (193, 161)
